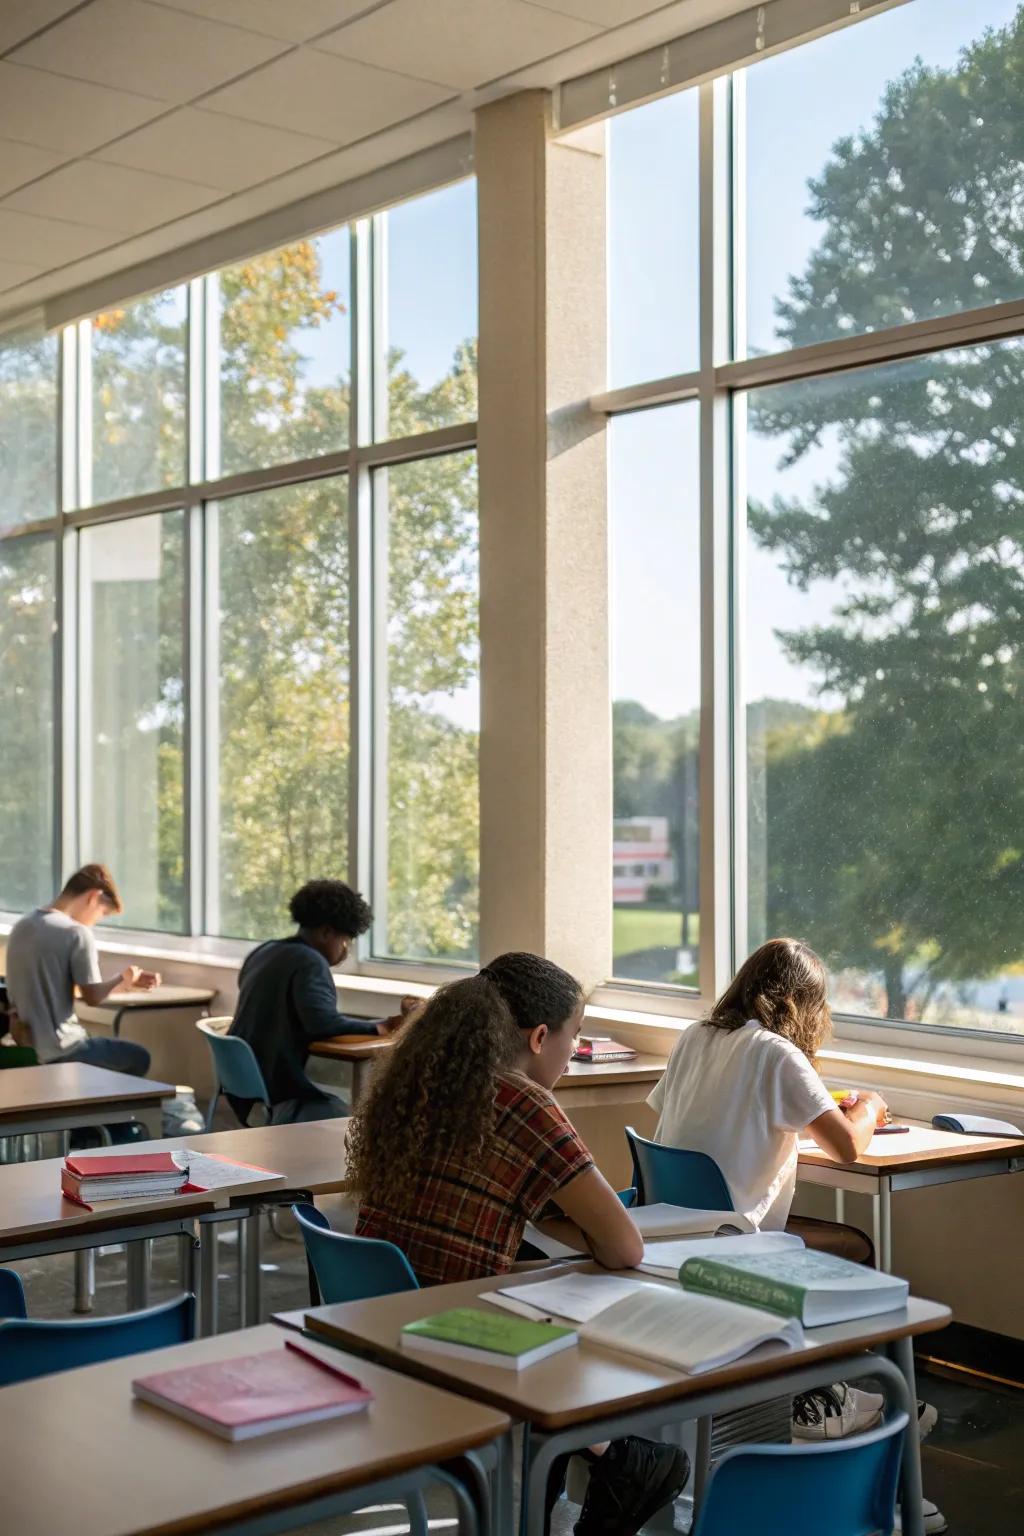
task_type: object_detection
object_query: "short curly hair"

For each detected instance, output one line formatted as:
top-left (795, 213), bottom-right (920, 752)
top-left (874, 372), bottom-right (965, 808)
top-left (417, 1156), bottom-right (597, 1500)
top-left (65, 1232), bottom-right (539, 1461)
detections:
top-left (288, 880), bottom-right (372, 937)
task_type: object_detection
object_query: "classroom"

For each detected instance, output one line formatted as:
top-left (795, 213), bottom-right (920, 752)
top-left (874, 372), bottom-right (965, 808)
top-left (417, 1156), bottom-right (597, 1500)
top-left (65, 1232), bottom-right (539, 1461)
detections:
top-left (1, 1), bottom-right (1022, 1533)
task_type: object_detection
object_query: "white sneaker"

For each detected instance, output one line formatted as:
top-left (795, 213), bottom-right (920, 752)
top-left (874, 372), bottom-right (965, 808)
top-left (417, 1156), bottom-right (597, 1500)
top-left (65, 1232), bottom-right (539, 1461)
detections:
top-left (894, 1497), bottom-right (948, 1534)
top-left (917, 1399), bottom-right (938, 1440)
top-left (792, 1383), bottom-right (884, 1440)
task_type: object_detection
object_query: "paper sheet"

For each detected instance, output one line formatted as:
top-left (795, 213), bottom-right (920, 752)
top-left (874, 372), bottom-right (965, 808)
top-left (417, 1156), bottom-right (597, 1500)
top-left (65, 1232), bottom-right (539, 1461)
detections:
top-left (487, 1273), bottom-right (649, 1324)
top-left (638, 1230), bottom-right (804, 1276)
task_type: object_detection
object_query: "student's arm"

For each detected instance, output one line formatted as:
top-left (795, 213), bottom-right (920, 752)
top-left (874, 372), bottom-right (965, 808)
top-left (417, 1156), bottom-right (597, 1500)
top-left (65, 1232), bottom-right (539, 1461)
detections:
top-left (292, 960), bottom-right (389, 1041)
top-left (78, 965), bottom-right (159, 1007)
top-left (806, 1094), bottom-right (886, 1163)
top-left (71, 928), bottom-right (157, 1007)
top-left (551, 1167), bottom-right (645, 1271)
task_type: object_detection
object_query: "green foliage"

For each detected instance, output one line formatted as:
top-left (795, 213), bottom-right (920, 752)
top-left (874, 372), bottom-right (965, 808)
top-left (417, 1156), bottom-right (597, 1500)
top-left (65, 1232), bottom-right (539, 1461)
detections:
top-left (0, 537), bottom-right (54, 908)
top-left (749, 9), bottom-right (1024, 1017)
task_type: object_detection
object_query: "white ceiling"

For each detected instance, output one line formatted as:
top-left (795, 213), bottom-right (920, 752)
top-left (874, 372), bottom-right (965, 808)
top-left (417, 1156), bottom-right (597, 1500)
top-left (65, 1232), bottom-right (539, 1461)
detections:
top-left (0, 0), bottom-right (746, 322)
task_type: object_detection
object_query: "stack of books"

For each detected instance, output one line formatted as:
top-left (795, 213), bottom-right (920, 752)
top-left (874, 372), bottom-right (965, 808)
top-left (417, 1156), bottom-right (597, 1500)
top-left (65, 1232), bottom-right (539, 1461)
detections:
top-left (61, 1152), bottom-right (189, 1206)
top-left (571, 1036), bottom-right (638, 1063)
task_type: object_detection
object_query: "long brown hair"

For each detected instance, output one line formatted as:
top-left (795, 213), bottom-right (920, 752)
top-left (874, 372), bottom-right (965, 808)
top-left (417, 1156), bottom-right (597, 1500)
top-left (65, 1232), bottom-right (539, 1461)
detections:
top-left (346, 952), bottom-right (583, 1216)
top-left (705, 938), bottom-right (831, 1061)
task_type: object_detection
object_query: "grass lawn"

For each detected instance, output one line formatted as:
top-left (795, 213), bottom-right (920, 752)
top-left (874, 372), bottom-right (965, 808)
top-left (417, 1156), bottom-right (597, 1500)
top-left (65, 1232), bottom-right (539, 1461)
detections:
top-left (613, 906), bottom-right (698, 957)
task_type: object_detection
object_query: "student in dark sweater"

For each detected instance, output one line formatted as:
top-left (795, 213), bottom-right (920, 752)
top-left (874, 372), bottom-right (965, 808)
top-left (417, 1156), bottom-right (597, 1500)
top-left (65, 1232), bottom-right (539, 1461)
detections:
top-left (228, 880), bottom-right (406, 1124)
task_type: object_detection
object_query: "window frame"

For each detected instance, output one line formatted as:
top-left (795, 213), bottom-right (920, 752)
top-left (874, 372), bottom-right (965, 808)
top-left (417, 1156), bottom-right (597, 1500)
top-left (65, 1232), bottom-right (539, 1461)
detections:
top-left (0, 183), bottom-right (478, 979)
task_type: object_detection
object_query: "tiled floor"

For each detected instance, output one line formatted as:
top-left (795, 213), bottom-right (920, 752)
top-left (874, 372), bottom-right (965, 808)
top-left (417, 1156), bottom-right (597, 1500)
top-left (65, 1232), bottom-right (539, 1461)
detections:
top-left (7, 1204), bottom-right (1024, 1535)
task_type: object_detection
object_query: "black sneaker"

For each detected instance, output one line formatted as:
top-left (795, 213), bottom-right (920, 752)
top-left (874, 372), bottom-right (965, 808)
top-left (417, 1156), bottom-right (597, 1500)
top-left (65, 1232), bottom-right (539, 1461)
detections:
top-left (573, 1436), bottom-right (689, 1536)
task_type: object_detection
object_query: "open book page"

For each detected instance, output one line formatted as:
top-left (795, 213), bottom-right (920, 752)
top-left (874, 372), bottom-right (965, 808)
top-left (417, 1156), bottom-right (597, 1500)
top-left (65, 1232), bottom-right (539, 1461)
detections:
top-left (629, 1205), bottom-right (755, 1238)
top-left (579, 1283), bottom-right (803, 1375)
top-left (173, 1151), bottom-right (285, 1191)
top-left (639, 1230), bottom-right (804, 1277)
top-left (486, 1274), bottom-right (649, 1324)
top-left (522, 1222), bottom-right (586, 1260)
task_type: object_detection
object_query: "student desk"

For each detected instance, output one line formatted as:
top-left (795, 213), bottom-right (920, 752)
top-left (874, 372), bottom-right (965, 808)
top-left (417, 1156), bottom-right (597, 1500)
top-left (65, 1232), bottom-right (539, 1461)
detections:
top-left (0, 1118), bottom-right (352, 1327)
top-left (94, 984), bottom-right (217, 1037)
top-left (0, 1061), bottom-right (171, 1143)
top-left (797, 1123), bottom-right (1024, 1272)
top-left (303, 1264), bottom-right (950, 1536)
top-left (310, 1033), bottom-right (664, 1107)
top-left (0, 1323), bottom-right (511, 1536)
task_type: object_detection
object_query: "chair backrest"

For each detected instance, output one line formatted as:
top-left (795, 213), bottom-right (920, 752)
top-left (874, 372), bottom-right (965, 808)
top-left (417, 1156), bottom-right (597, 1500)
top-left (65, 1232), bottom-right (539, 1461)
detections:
top-left (692, 1411), bottom-right (908, 1536)
top-left (0, 1294), bottom-right (195, 1386)
top-left (0, 1267), bottom-right (27, 1320)
top-left (625, 1125), bottom-right (735, 1209)
top-left (616, 1187), bottom-right (638, 1209)
top-left (197, 1018), bottom-right (270, 1122)
top-left (292, 1203), bottom-right (419, 1304)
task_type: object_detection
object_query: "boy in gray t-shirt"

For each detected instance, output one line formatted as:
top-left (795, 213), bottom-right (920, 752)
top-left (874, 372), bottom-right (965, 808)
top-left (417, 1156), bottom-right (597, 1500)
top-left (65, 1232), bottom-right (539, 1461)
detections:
top-left (6, 864), bottom-right (158, 1075)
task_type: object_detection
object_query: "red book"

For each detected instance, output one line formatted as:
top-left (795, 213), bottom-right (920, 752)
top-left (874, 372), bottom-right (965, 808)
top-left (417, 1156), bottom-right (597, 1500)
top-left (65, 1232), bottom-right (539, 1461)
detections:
top-left (132, 1341), bottom-right (374, 1440)
top-left (65, 1153), bottom-right (182, 1178)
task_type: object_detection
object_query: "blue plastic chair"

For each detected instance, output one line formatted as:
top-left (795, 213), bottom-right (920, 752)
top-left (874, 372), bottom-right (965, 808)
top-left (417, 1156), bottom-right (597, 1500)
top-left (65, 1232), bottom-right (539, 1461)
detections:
top-left (293, 1203), bottom-right (419, 1305)
top-left (197, 1018), bottom-right (272, 1129)
top-left (617, 1187), bottom-right (638, 1208)
top-left (625, 1125), bottom-right (735, 1209)
top-left (691, 1411), bottom-right (908, 1536)
top-left (0, 1293), bottom-right (195, 1386)
top-left (0, 1267), bottom-right (27, 1319)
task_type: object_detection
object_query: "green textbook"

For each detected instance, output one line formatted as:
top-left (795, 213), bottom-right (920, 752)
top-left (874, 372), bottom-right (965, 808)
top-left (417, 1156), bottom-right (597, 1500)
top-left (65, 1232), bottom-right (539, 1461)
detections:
top-left (678, 1250), bottom-right (908, 1326)
top-left (401, 1307), bottom-right (577, 1370)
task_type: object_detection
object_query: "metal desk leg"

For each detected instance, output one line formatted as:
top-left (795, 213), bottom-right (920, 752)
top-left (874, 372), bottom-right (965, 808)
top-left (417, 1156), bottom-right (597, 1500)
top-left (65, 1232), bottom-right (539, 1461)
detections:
top-left (199, 1222), bottom-right (219, 1336)
top-left (74, 1249), bottom-right (95, 1313)
top-left (891, 1333), bottom-right (925, 1536)
top-left (871, 1190), bottom-right (882, 1268)
top-left (112, 1006), bottom-right (126, 1038)
top-left (242, 1209), bottom-right (262, 1327)
top-left (834, 1187), bottom-right (845, 1224)
top-left (879, 1176), bottom-right (893, 1272)
top-left (126, 1238), bottom-right (150, 1310)
top-left (692, 1415), bottom-right (712, 1517)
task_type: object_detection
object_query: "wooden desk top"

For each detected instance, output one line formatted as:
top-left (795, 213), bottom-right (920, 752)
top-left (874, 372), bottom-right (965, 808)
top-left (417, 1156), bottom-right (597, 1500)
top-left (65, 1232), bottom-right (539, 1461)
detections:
top-left (0, 1119), bottom-right (352, 1247)
top-left (0, 1323), bottom-right (511, 1536)
top-left (310, 1032), bottom-right (388, 1061)
top-left (309, 1032), bottom-right (667, 1089)
top-left (798, 1123), bottom-right (1024, 1176)
top-left (304, 1265), bottom-right (950, 1431)
top-left (98, 985), bottom-right (216, 1011)
top-left (0, 1062), bottom-right (172, 1118)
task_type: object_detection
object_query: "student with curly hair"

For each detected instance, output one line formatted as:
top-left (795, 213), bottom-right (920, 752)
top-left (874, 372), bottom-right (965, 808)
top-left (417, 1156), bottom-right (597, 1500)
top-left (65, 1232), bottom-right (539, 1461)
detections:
top-left (228, 880), bottom-right (405, 1125)
top-left (348, 951), bottom-right (690, 1536)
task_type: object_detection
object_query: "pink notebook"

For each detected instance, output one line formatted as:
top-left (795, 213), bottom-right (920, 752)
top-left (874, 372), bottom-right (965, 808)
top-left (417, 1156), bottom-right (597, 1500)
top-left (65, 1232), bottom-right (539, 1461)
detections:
top-left (133, 1341), bottom-right (373, 1440)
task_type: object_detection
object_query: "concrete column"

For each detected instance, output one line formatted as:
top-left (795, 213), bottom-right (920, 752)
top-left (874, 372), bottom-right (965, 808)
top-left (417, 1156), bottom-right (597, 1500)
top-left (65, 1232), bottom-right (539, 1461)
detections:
top-left (476, 92), bottom-right (610, 990)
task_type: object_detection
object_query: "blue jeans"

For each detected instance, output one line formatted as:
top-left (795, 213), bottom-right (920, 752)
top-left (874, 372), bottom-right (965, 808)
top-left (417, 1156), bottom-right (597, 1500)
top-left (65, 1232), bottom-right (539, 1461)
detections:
top-left (61, 1036), bottom-right (151, 1077)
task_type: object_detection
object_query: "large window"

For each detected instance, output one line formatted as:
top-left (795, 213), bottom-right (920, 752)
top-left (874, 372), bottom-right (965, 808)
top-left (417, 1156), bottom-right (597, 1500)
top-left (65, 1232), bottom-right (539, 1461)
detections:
top-left (0, 536), bottom-right (55, 910)
top-left (78, 513), bottom-right (186, 933)
top-left (597, 0), bottom-right (1024, 1033)
top-left (0, 327), bottom-right (57, 529)
top-left (610, 406), bottom-right (700, 988)
top-left (210, 480), bottom-right (350, 941)
top-left (85, 288), bottom-right (187, 506)
top-left (0, 178), bottom-right (478, 964)
top-left (373, 452), bottom-right (479, 964)
top-left (211, 229), bottom-right (351, 479)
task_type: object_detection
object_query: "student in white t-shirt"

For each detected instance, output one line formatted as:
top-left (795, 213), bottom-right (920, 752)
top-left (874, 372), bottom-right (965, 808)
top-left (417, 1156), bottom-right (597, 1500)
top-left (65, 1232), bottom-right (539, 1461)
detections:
top-left (648, 937), bottom-right (943, 1491)
top-left (648, 936), bottom-right (883, 1252)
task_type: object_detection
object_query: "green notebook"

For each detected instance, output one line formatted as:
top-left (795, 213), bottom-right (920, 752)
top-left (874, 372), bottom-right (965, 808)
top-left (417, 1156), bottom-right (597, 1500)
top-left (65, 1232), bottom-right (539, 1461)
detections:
top-left (401, 1307), bottom-right (577, 1370)
top-left (678, 1250), bottom-right (908, 1326)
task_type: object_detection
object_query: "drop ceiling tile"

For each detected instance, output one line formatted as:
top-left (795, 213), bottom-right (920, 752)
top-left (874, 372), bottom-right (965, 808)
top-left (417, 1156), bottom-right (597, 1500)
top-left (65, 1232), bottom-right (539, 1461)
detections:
top-left (0, 63), bottom-right (166, 153)
top-left (0, 207), bottom-right (113, 265)
top-left (0, 1), bottom-right (84, 53)
top-left (0, 257), bottom-right (43, 292)
top-left (202, 46), bottom-right (451, 142)
top-left (150, 0), bottom-right (374, 43)
top-left (317, 0), bottom-right (599, 90)
top-left (95, 106), bottom-right (336, 190)
top-left (0, 137), bottom-right (67, 197)
top-left (522, 0), bottom-right (668, 24)
top-left (3, 158), bottom-right (224, 232)
top-left (11, 0), bottom-right (288, 104)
